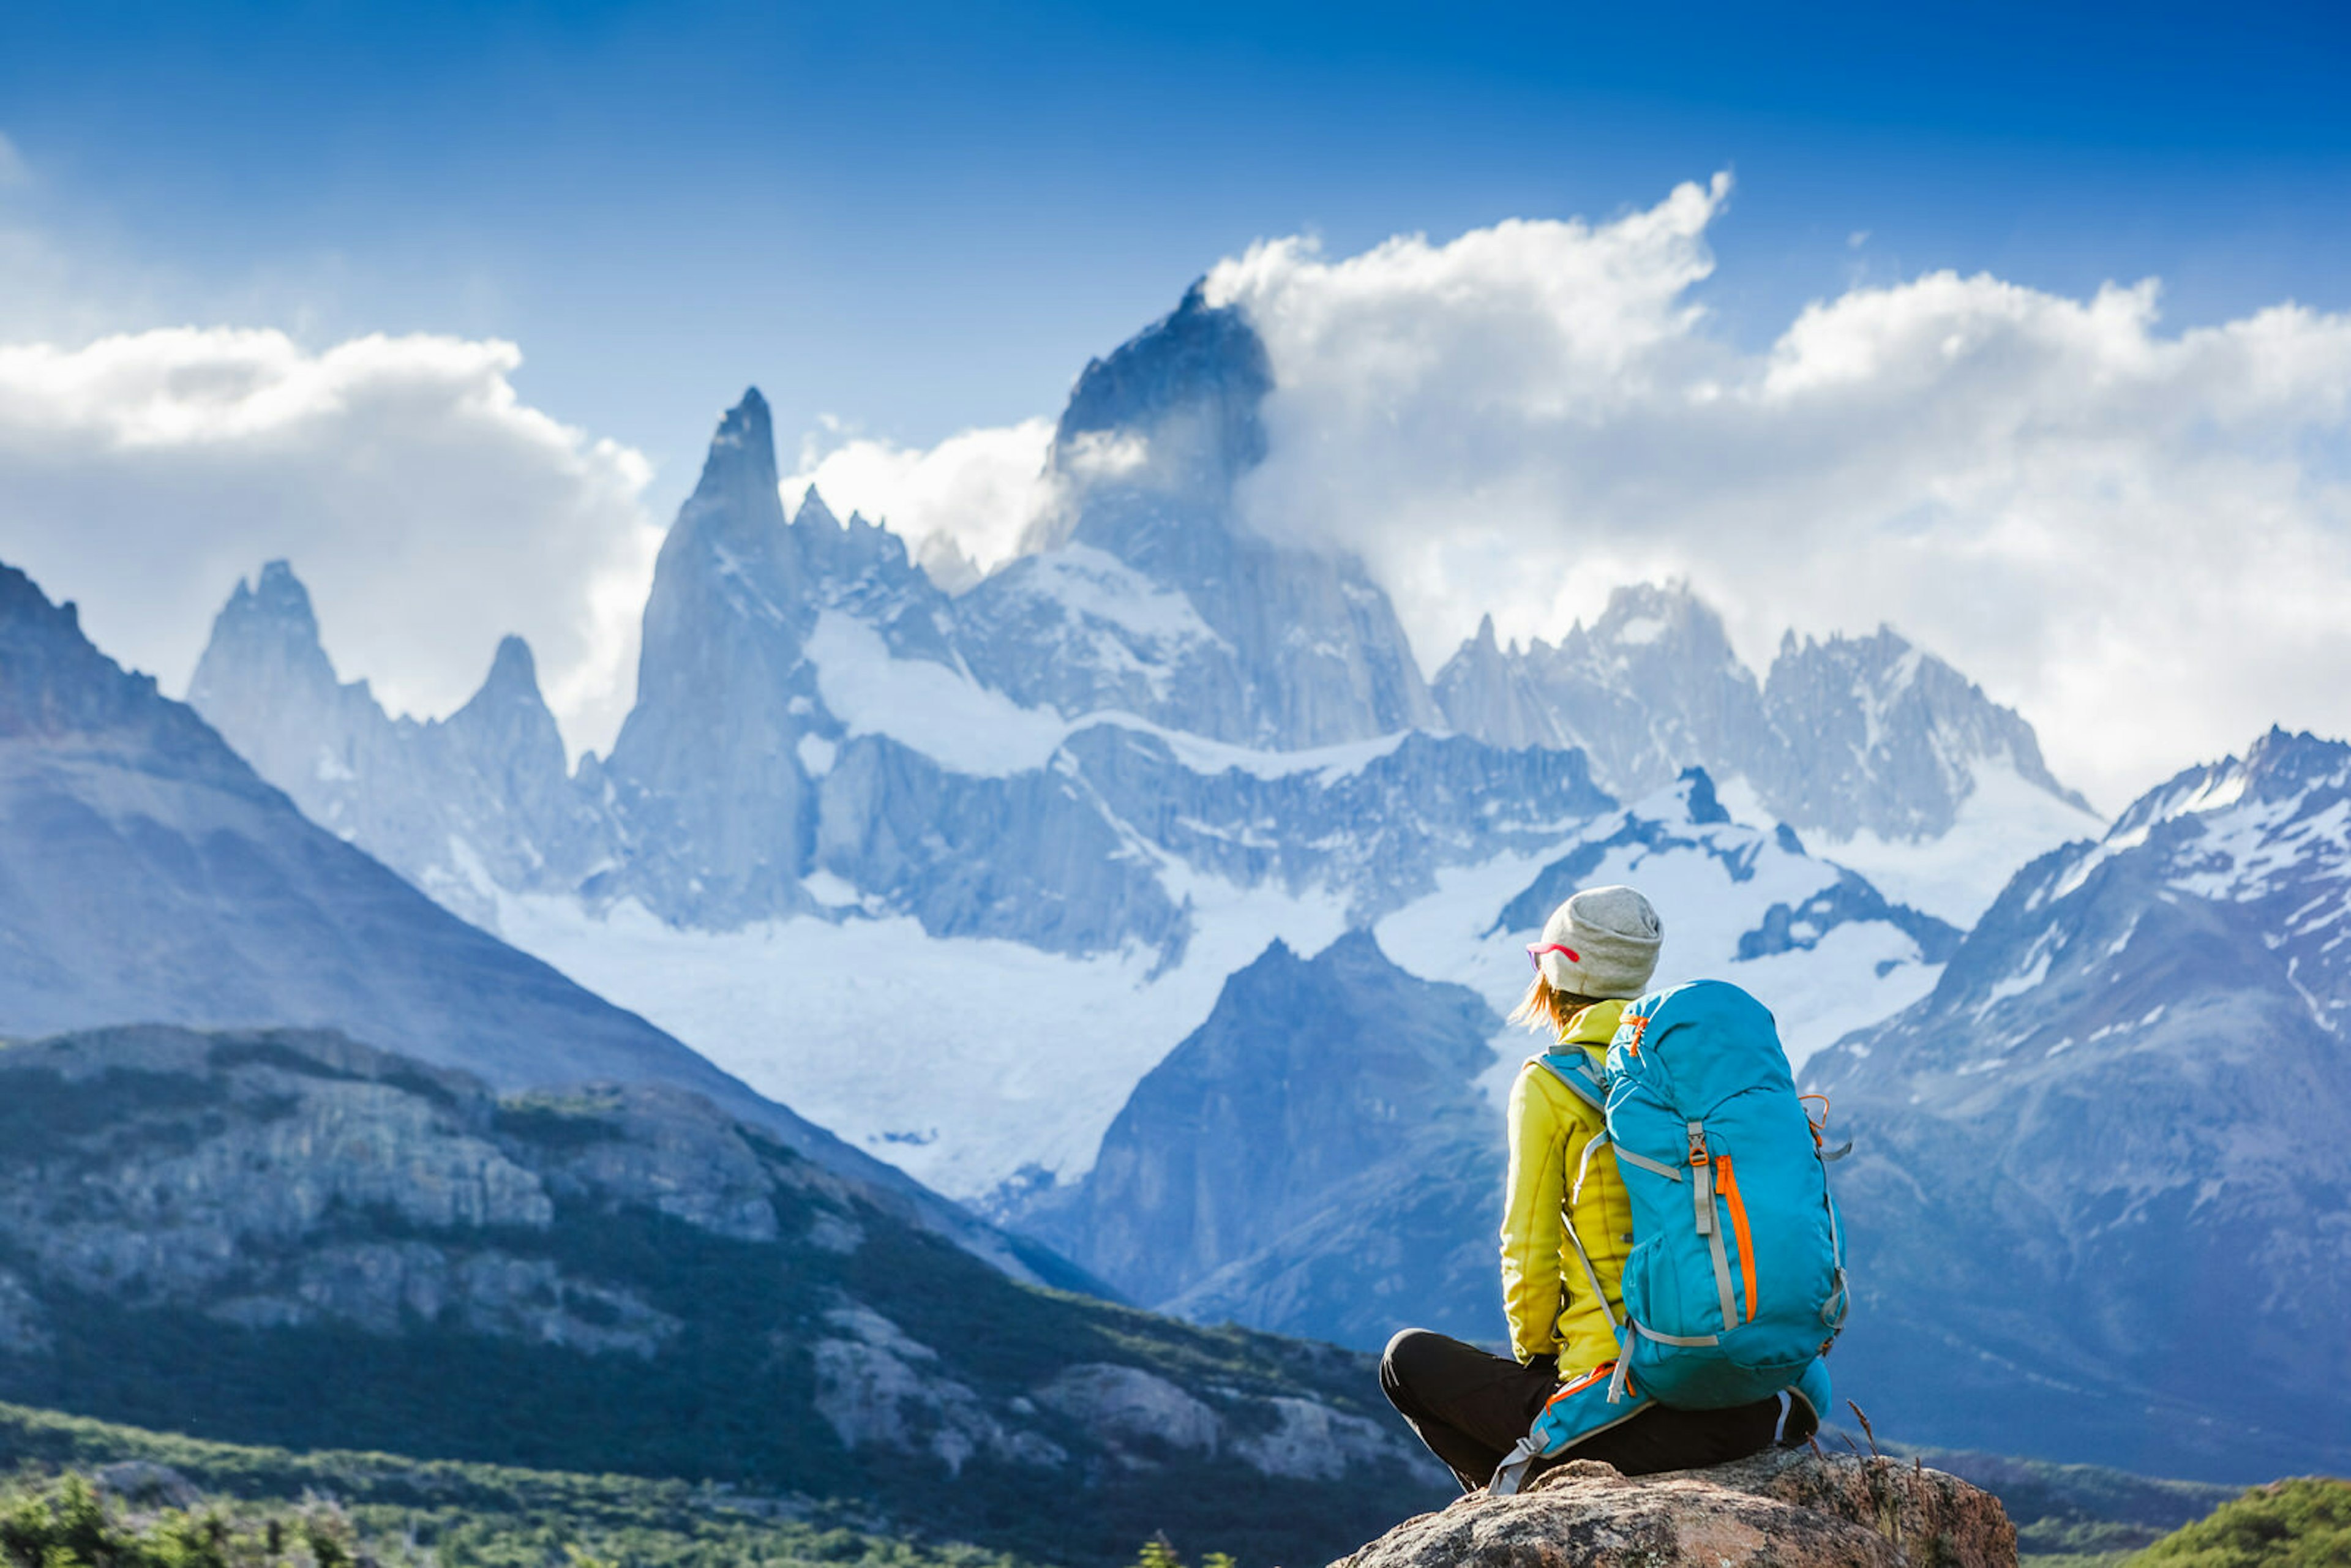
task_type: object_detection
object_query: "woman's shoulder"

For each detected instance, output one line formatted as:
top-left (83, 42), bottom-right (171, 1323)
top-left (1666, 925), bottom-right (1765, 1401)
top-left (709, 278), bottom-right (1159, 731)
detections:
top-left (1510, 1054), bottom-right (1608, 1122)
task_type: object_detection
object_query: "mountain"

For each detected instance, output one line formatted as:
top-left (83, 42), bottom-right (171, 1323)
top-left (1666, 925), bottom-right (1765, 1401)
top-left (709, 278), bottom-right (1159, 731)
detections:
top-left (1016, 773), bottom-right (1962, 1351)
top-left (1430, 585), bottom-right (2102, 923)
top-left (191, 480), bottom-right (1617, 1196)
top-left (596, 388), bottom-right (972, 931)
top-left (1806, 727), bottom-right (2351, 1482)
top-left (0, 560), bottom-right (1048, 1285)
top-left (965, 282), bottom-right (1439, 749)
top-left (0, 1024), bottom-right (1450, 1568)
top-left (188, 563), bottom-right (607, 928)
top-left (1021, 931), bottom-right (1501, 1310)
top-left (1431, 584), bottom-right (1776, 801)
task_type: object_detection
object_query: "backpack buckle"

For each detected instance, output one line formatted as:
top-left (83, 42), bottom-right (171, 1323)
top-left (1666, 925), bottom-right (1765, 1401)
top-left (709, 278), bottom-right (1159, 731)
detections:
top-left (1686, 1122), bottom-right (1709, 1166)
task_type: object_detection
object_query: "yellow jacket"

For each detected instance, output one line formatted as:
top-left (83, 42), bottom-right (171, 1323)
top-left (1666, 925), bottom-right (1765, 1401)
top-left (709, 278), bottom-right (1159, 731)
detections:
top-left (1500, 999), bottom-right (1633, 1375)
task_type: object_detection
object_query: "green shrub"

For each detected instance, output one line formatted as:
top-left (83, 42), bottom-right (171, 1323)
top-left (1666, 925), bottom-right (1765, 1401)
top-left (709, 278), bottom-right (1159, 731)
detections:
top-left (0, 1443), bottom-right (1038, 1568)
top-left (2129, 1478), bottom-right (2351, 1568)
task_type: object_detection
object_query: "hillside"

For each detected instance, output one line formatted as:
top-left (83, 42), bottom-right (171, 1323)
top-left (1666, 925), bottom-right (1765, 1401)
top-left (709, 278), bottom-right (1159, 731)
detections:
top-left (2128, 1478), bottom-right (2351, 1567)
top-left (0, 1026), bottom-right (1448, 1568)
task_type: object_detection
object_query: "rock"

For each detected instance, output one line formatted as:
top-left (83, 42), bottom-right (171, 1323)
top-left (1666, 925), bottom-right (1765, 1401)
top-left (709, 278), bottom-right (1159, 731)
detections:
top-left (810, 1301), bottom-right (1064, 1476)
top-left (1429, 580), bottom-right (2091, 853)
top-left (92, 1460), bottom-right (204, 1511)
top-left (1332, 1450), bottom-right (2015, 1568)
top-left (1034, 1362), bottom-right (1224, 1457)
top-left (1232, 1395), bottom-right (1408, 1483)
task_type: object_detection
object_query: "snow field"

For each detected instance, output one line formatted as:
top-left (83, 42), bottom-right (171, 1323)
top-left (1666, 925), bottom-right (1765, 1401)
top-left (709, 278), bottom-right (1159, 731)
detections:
top-left (497, 874), bottom-right (1355, 1200)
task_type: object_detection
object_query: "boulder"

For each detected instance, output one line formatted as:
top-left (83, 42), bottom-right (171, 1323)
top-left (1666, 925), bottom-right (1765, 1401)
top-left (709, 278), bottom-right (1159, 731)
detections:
top-left (1333, 1449), bottom-right (2015, 1568)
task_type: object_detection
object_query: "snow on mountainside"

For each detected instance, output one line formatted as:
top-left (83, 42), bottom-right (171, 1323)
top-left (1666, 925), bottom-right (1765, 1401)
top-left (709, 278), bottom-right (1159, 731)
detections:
top-left (1804, 726), bottom-right (2351, 1481)
top-left (492, 726), bottom-right (1614, 1199)
top-left (187, 281), bottom-right (2087, 1200)
top-left (1379, 770), bottom-right (1959, 1070)
top-left (1433, 587), bottom-right (2102, 924)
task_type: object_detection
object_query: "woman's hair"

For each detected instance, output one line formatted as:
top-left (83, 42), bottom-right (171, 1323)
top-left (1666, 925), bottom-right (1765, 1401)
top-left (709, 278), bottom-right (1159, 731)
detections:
top-left (1507, 972), bottom-right (1605, 1037)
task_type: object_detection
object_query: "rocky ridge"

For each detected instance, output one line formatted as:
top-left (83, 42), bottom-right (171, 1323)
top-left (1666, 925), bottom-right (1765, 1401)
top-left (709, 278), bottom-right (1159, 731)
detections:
top-left (1430, 588), bottom-right (2099, 918)
top-left (187, 564), bottom-right (603, 931)
top-left (1335, 1450), bottom-right (2015, 1568)
top-left (192, 454), bottom-right (1611, 961)
top-left (189, 283), bottom-right (2096, 964)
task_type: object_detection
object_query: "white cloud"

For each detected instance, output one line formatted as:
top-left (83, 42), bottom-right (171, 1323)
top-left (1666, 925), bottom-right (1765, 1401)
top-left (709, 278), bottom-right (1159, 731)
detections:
top-left (781, 416), bottom-right (1056, 590)
top-left (1198, 175), bottom-right (2351, 809)
top-left (0, 328), bottom-right (660, 756)
top-left (0, 132), bottom-right (29, 189)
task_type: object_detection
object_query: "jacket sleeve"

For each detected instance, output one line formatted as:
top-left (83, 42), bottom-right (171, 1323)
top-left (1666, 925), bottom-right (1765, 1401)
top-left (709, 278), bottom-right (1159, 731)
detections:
top-left (1499, 1064), bottom-right (1568, 1364)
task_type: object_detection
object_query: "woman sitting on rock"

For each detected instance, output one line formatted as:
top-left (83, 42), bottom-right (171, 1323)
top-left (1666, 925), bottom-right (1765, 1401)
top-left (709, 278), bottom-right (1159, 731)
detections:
top-left (1379, 885), bottom-right (1783, 1490)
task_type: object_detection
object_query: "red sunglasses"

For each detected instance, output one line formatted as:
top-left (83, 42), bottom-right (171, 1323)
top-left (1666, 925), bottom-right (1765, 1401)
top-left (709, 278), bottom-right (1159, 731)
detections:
top-left (1526, 942), bottom-right (1580, 971)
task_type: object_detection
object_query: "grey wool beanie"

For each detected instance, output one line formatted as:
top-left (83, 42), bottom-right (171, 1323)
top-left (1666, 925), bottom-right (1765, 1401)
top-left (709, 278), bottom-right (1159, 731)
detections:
top-left (1536, 885), bottom-right (1663, 1000)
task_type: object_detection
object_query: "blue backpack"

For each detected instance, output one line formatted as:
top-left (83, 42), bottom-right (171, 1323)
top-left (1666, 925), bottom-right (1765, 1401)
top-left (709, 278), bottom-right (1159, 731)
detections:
top-left (1491, 980), bottom-right (1849, 1493)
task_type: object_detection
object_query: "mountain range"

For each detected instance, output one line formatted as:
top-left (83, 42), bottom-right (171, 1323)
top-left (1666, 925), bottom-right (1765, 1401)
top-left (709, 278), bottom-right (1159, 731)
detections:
top-left (1030, 732), bottom-right (2351, 1482)
top-left (186, 284), bottom-right (2092, 1202)
top-left (1013, 764), bottom-right (1962, 1351)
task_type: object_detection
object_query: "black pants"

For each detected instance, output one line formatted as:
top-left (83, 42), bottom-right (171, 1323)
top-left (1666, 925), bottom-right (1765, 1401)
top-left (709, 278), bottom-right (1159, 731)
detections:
top-left (1379, 1328), bottom-right (1785, 1492)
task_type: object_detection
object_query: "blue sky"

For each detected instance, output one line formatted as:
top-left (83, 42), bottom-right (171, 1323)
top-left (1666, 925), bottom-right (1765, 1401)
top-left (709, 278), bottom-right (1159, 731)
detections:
top-left (6, 0), bottom-right (2347, 501)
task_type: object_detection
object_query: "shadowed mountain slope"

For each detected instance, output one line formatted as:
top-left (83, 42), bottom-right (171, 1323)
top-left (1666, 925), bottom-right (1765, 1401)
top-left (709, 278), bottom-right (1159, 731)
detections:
top-left (0, 560), bottom-right (1062, 1285)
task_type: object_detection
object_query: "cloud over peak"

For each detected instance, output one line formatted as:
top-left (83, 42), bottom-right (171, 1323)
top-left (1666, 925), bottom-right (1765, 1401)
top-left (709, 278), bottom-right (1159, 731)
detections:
top-left (0, 327), bottom-right (659, 754)
top-left (793, 176), bottom-right (2351, 806)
